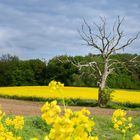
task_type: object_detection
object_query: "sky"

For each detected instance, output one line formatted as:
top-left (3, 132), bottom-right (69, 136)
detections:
top-left (0, 0), bottom-right (140, 60)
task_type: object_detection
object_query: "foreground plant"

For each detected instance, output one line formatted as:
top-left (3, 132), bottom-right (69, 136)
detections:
top-left (0, 109), bottom-right (24, 140)
top-left (112, 109), bottom-right (133, 140)
top-left (41, 100), bottom-right (98, 140)
top-left (39, 81), bottom-right (98, 140)
top-left (48, 80), bottom-right (66, 109)
top-left (48, 80), bottom-right (64, 93)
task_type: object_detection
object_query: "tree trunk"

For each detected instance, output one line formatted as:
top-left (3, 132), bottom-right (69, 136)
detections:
top-left (98, 82), bottom-right (106, 107)
top-left (98, 59), bottom-right (108, 107)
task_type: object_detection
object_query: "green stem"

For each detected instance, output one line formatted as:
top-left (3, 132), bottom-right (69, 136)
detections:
top-left (62, 97), bottom-right (66, 110)
top-left (59, 90), bottom-right (66, 110)
top-left (122, 133), bottom-right (126, 140)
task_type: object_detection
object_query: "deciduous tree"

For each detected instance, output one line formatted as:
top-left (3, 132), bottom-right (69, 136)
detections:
top-left (74, 17), bottom-right (139, 107)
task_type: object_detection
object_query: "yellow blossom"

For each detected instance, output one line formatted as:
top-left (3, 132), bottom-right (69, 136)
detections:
top-left (112, 109), bottom-right (133, 134)
top-left (121, 129), bottom-right (126, 133)
top-left (128, 117), bottom-right (132, 121)
top-left (44, 136), bottom-right (49, 140)
top-left (40, 99), bottom-right (95, 140)
top-left (89, 136), bottom-right (99, 140)
top-left (128, 123), bottom-right (133, 128)
top-left (133, 134), bottom-right (140, 140)
top-left (13, 116), bottom-right (24, 129)
top-left (30, 138), bottom-right (38, 140)
top-left (41, 100), bottom-right (61, 125)
top-left (5, 117), bottom-right (13, 126)
top-left (48, 80), bottom-right (64, 93)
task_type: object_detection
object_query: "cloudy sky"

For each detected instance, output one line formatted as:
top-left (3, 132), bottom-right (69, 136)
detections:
top-left (0, 0), bottom-right (140, 60)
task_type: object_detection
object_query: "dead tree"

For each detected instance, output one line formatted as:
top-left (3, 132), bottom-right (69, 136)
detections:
top-left (76, 17), bottom-right (139, 107)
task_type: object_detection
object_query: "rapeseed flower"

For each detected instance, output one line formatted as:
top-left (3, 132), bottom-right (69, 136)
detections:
top-left (41, 100), bottom-right (96, 140)
top-left (0, 108), bottom-right (24, 140)
top-left (30, 138), bottom-right (38, 140)
top-left (13, 116), bottom-right (24, 129)
top-left (112, 109), bottom-right (133, 134)
top-left (5, 117), bottom-right (13, 126)
top-left (48, 80), bottom-right (64, 93)
top-left (0, 86), bottom-right (140, 104)
top-left (41, 100), bottom-right (61, 125)
top-left (133, 134), bottom-right (140, 140)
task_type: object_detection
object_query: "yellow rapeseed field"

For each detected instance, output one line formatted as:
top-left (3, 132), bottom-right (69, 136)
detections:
top-left (0, 86), bottom-right (140, 104)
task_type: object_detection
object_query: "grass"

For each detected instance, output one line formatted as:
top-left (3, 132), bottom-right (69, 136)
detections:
top-left (107, 102), bottom-right (140, 110)
top-left (19, 117), bottom-right (49, 140)
top-left (0, 86), bottom-right (140, 104)
top-left (12, 115), bottom-right (140, 140)
top-left (92, 115), bottom-right (140, 140)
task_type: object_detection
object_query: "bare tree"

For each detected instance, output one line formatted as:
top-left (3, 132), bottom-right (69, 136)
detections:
top-left (73, 16), bottom-right (139, 107)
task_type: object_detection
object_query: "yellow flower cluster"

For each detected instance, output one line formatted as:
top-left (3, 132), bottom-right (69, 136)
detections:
top-left (41, 100), bottom-right (98, 140)
top-left (0, 109), bottom-right (24, 140)
top-left (30, 138), bottom-right (39, 140)
top-left (5, 116), bottom-right (24, 130)
top-left (112, 109), bottom-right (132, 134)
top-left (133, 134), bottom-right (140, 140)
top-left (41, 100), bottom-right (61, 125)
top-left (48, 80), bottom-right (64, 93)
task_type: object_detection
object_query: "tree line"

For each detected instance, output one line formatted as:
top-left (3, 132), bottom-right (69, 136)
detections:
top-left (0, 54), bottom-right (139, 89)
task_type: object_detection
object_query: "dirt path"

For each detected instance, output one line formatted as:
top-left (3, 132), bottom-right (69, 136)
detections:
top-left (0, 98), bottom-right (140, 116)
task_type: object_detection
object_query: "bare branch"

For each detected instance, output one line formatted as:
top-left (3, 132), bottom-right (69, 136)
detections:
top-left (107, 68), bottom-right (115, 75)
top-left (108, 55), bottom-right (140, 69)
top-left (58, 56), bottom-right (102, 79)
top-left (107, 17), bottom-right (124, 56)
top-left (79, 19), bottom-right (103, 53)
top-left (114, 32), bottom-right (139, 51)
top-left (129, 55), bottom-right (139, 63)
top-left (75, 61), bottom-right (102, 77)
